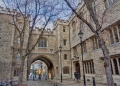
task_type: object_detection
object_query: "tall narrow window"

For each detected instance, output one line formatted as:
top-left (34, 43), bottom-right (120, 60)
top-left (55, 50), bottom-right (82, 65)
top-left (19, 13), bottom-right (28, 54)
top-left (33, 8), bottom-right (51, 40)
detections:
top-left (118, 24), bottom-right (120, 41)
top-left (92, 36), bottom-right (100, 50)
top-left (85, 63), bottom-right (87, 73)
top-left (92, 62), bottom-right (95, 73)
top-left (95, 37), bottom-right (98, 49)
top-left (90, 62), bottom-right (93, 73)
top-left (110, 60), bottom-right (113, 74)
top-left (38, 38), bottom-right (47, 48)
top-left (92, 38), bottom-right (95, 50)
top-left (87, 63), bottom-right (90, 73)
top-left (72, 21), bottom-right (76, 35)
top-left (83, 42), bottom-right (87, 53)
top-left (109, 29), bottom-right (114, 44)
top-left (63, 39), bottom-right (66, 46)
top-left (114, 27), bottom-right (119, 43)
top-left (63, 27), bottom-right (65, 32)
top-left (85, 63), bottom-right (88, 73)
top-left (113, 58), bottom-right (119, 75)
top-left (64, 54), bottom-right (67, 60)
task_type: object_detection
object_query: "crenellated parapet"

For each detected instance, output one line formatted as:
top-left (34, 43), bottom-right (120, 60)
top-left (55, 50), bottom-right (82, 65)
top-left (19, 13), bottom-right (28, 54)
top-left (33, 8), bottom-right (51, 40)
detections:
top-left (0, 6), bottom-right (30, 18)
top-left (32, 27), bottom-right (54, 35)
top-left (53, 18), bottom-right (69, 29)
top-left (0, 6), bottom-right (17, 14)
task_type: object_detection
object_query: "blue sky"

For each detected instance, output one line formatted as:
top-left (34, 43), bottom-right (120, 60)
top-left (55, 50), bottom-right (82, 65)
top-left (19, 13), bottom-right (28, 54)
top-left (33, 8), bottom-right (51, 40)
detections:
top-left (0, 0), bottom-right (5, 7)
top-left (0, 0), bottom-right (81, 29)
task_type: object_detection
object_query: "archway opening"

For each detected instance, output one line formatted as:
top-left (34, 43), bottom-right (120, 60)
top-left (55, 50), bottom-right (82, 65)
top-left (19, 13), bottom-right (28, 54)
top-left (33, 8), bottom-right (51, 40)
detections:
top-left (28, 55), bottom-right (54, 81)
top-left (29, 60), bottom-right (48, 80)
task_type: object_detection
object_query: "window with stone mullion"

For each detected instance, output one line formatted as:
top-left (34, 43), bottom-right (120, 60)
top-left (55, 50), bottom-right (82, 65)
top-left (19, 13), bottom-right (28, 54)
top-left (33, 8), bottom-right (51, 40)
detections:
top-left (92, 62), bottom-right (95, 73)
top-left (118, 24), bottom-right (120, 41)
top-left (113, 58), bottom-right (119, 75)
top-left (92, 38), bottom-right (95, 50)
top-left (114, 27), bottom-right (119, 43)
top-left (38, 39), bottom-right (46, 48)
top-left (95, 37), bottom-right (98, 49)
top-left (109, 29), bottom-right (114, 44)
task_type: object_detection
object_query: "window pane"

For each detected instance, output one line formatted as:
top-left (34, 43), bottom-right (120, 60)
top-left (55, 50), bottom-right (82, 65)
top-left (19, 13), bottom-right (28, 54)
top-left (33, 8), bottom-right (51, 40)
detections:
top-left (114, 27), bottom-right (119, 43)
top-left (113, 58), bottom-right (119, 75)
top-left (63, 39), bottom-right (66, 46)
top-left (109, 29), bottom-right (114, 44)
top-left (118, 24), bottom-right (120, 41)
top-left (38, 39), bottom-right (47, 48)
top-left (63, 27), bottom-right (65, 32)
top-left (64, 54), bottom-right (67, 60)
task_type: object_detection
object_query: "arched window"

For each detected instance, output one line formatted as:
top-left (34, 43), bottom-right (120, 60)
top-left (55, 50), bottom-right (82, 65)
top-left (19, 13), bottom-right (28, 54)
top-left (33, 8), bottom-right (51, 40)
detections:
top-left (63, 66), bottom-right (69, 74)
top-left (38, 38), bottom-right (47, 48)
top-left (113, 58), bottom-right (119, 75)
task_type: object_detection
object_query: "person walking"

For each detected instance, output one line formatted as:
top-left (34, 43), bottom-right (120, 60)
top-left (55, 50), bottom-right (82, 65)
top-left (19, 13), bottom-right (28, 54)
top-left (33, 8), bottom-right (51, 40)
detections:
top-left (74, 71), bottom-right (78, 81)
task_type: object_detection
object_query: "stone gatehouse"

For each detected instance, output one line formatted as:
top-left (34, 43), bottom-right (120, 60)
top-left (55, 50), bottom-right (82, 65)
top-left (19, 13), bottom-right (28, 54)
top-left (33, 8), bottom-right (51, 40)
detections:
top-left (0, 0), bottom-right (120, 85)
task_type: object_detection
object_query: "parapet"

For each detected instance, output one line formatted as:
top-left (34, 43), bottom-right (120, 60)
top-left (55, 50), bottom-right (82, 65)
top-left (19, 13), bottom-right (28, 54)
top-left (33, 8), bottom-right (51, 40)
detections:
top-left (0, 6), bottom-right (30, 18)
top-left (53, 18), bottom-right (69, 27)
top-left (32, 27), bottom-right (54, 35)
top-left (0, 6), bottom-right (16, 14)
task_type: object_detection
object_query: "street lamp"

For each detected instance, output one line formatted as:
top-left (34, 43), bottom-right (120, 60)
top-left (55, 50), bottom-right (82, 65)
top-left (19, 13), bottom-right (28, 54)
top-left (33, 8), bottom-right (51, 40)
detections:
top-left (78, 30), bottom-right (86, 86)
top-left (39, 62), bottom-right (42, 80)
top-left (59, 45), bottom-right (62, 83)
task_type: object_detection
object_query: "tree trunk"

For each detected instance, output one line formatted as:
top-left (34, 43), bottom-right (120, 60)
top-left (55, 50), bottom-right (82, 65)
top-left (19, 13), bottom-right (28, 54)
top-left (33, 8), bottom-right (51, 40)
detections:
top-left (18, 59), bottom-right (25, 84)
top-left (98, 32), bottom-right (114, 86)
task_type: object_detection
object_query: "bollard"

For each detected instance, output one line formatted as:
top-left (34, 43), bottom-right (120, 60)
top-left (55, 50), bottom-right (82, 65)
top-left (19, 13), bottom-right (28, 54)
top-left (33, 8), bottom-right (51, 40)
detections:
top-left (114, 83), bottom-right (117, 86)
top-left (54, 83), bottom-right (57, 86)
top-left (92, 77), bottom-right (96, 86)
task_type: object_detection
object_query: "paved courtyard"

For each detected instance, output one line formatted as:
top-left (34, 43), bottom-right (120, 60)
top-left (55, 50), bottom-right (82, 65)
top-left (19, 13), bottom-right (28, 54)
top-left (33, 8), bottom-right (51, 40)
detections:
top-left (23, 79), bottom-right (108, 86)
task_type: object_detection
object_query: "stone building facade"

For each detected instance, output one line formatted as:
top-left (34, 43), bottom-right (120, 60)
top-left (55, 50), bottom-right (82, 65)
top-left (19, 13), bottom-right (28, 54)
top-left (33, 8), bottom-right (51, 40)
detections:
top-left (0, 0), bottom-right (120, 84)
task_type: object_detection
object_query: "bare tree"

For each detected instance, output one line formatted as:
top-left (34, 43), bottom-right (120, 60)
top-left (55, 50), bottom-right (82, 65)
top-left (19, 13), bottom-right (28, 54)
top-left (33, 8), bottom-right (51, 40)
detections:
top-left (2, 0), bottom-right (63, 84)
top-left (64, 0), bottom-right (114, 86)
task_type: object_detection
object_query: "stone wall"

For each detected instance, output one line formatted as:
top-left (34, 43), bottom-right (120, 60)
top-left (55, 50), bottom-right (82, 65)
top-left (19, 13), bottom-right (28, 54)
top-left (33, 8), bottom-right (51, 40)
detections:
top-left (0, 14), bottom-right (13, 80)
